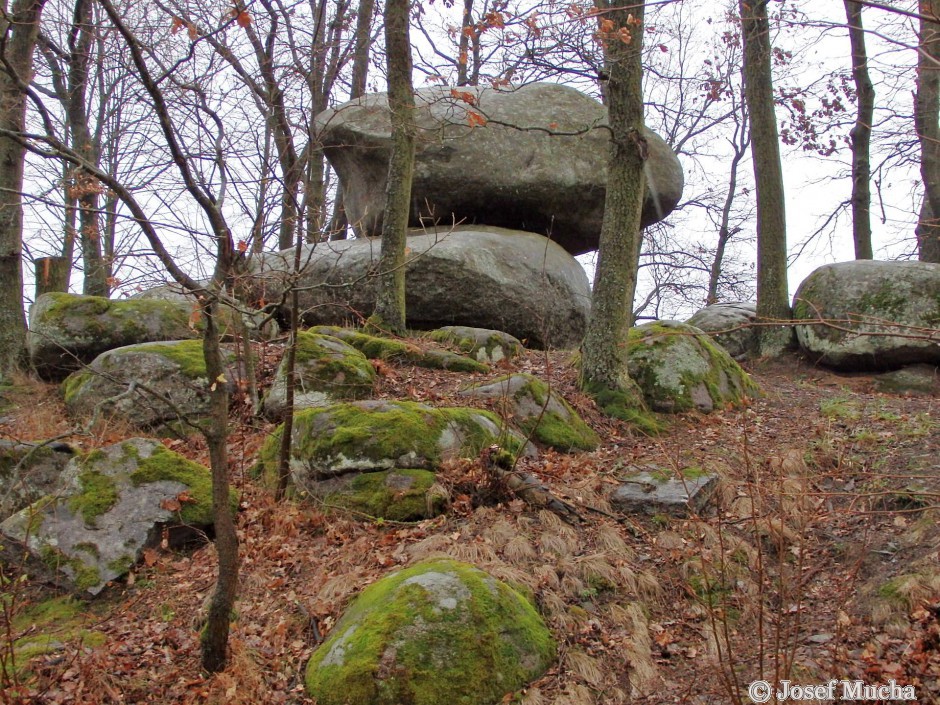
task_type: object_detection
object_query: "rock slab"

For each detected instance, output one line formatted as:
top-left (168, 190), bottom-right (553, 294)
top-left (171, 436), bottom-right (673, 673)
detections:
top-left (686, 302), bottom-right (759, 360)
top-left (248, 226), bottom-right (591, 349)
top-left (317, 82), bottom-right (683, 255)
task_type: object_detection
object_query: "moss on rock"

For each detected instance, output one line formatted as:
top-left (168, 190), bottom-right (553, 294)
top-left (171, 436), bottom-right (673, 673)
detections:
top-left (310, 326), bottom-right (488, 372)
top-left (258, 400), bottom-right (525, 489)
top-left (305, 558), bottom-right (555, 705)
top-left (322, 469), bottom-right (444, 521)
top-left (626, 321), bottom-right (760, 414)
top-left (460, 373), bottom-right (599, 451)
top-left (427, 326), bottom-right (523, 364)
top-left (119, 339), bottom-right (208, 378)
top-left (67, 468), bottom-right (119, 526)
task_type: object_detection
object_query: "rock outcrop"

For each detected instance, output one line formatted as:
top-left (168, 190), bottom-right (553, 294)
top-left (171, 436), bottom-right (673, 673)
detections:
top-left (459, 373), bottom-right (599, 451)
top-left (686, 302), bottom-right (759, 360)
top-left (28, 293), bottom-right (198, 380)
top-left (305, 559), bottom-right (555, 705)
top-left (626, 321), bottom-right (759, 413)
top-left (62, 340), bottom-right (241, 433)
top-left (316, 82), bottom-right (683, 255)
top-left (0, 439), bottom-right (232, 595)
top-left (427, 326), bottom-right (523, 364)
top-left (262, 331), bottom-right (376, 420)
top-left (793, 261), bottom-right (940, 370)
top-left (248, 227), bottom-right (591, 348)
top-left (0, 440), bottom-right (74, 521)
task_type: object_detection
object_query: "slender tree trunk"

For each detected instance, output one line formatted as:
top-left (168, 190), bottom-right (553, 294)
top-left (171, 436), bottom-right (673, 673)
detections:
top-left (329, 0), bottom-right (374, 239)
top-left (707, 107), bottom-right (748, 305)
top-left (0, 0), bottom-right (48, 374)
top-left (845, 0), bottom-right (874, 260)
top-left (68, 0), bottom-right (108, 296)
top-left (739, 0), bottom-right (791, 353)
top-left (916, 0), bottom-right (940, 263)
top-left (199, 299), bottom-right (239, 673)
top-left (371, 0), bottom-right (415, 334)
top-left (580, 0), bottom-right (647, 410)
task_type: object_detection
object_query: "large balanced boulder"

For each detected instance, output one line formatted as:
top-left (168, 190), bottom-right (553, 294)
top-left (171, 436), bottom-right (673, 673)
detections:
top-left (793, 261), bottom-right (940, 370)
top-left (626, 321), bottom-right (760, 413)
top-left (28, 293), bottom-right (198, 380)
top-left (686, 302), bottom-right (759, 361)
top-left (262, 331), bottom-right (376, 420)
top-left (305, 558), bottom-right (555, 705)
top-left (247, 227), bottom-right (591, 348)
top-left (258, 400), bottom-right (532, 513)
top-left (0, 439), bottom-right (230, 595)
top-left (316, 82), bottom-right (683, 255)
top-left (459, 373), bottom-right (599, 451)
top-left (62, 340), bottom-right (241, 434)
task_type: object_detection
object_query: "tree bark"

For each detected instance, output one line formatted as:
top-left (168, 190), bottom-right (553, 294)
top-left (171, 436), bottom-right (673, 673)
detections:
top-left (916, 0), bottom-right (940, 263)
top-left (738, 0), bottom-right (791, 353)
top-left (580, 0), bottom-right (647, 405)
top-left (34, 256), bottom-right (70, 298)
top-left (845, 0), bottom-right (874, 260)
top-left (371, 0), bottom-right (415, 334)
top-left (0, 0), bottom-right (48, 374)
top-left (68, 0), bottom-right (108, 296)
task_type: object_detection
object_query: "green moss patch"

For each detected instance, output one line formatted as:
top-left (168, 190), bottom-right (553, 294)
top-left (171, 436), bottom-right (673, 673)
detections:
top-left (129, 443), bottom-right (235, 525)
top-left (310, 326), bottom-right (487, 373)
top-left (323, 469), bottom-right (444, 521)
top-left (584, 381), bottom-right (663, 436)
top-left (119, 339), bottom-right (207, 378)
top-left (305, 559), bottom-right (555, 705)
top-left (67, 468), bottom-right (119, 526)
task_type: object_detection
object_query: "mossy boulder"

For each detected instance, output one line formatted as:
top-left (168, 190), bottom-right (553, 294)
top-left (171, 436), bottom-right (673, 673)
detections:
top-left (258, 399), bottom-right (532, 494)
top-left (793, 260), bottom-right (940, 371)
top-left (309, 469), bottom-right (445, 521)
top-left (427, 326), bottom-right (524, 364)
top-left (459, 373), bottom-right (599, 451)
top-left (0, 438), bottom-right (234, 595)
top-left (310, 325), bottom-right (488, 372)
top-left (686, 302), bottom-right (759, 361)
top-left (305, 558), bottom-right (555, 705)
top-left (262, 332), bottom-right (376, 420)
top-left (0, 440), bottom-right (74, 521)
top-left (62, 340), bottom-right (241, 434)
top-left (28, 292), bottom-right (199, 380)
top-left (626, 321), bottom-right (760, 413)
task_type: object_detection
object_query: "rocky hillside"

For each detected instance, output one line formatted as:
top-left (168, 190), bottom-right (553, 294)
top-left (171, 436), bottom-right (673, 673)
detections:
top-left (0, 327), bottom-right (937, 704)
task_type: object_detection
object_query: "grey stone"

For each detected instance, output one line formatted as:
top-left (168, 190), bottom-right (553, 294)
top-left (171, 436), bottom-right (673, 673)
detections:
top-left (793, 260), bottom-right (940, 371)
top-left (62, 340), bottom-right (242, 433)
top-left (686, 302), bottom-right (759, 360)
top-left (427, 326), bottom-right (524, 363)
top-left (458, 373), bottom-right (599, 451)
top-left (28, 292), bottom-right (198, 380)
top-left (262, 332), bottom-right (376, 420)
top-left (246, 226), bottom-right (591, 349)
top-left (0, 441), bottom-right (74, 521)
top-left (872, 365), bottom-right (939, 396)
top-left (610, 469), bottom-right (719, 516)
top-left (626, 321), bottom-right (760, 413)
top-left (0, 438), bottom-right (223, 595)
top-left (316, 82), bottom-right (683, 255)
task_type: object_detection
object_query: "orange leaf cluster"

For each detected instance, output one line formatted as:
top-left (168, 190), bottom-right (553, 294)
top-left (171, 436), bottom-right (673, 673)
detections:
top-left (450, 88), bottom-right (477, 106)
top-left (467, 111), bottom-right (487, 128)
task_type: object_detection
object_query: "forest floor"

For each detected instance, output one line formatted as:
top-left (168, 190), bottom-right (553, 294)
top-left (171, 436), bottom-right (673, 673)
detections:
top-left (0, 340), bottom-right (938, 705)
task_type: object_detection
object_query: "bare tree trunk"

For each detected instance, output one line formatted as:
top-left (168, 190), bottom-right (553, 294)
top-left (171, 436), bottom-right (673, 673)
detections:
top-left (739, 0), bottom-right (791, 354)
top-left (580, 0), bottom-right (647, 413)
top-left (329, 0), bottom-right (374, 239)
top-left (34, 257), bottom-right (70, 298)
top-left (68, 0), bottom-right (108, 296)
top-left (845, 0), bottom-right (874, 260)
top-left (707, 102), bottom-right (749, 305)
top-left (916, 0), bottom-right (940, 263)
top-left (371, 0), bottom-right (415, 334)
top-left (198, 300), bottom-right (239, 673)
top-left (0, 0), bottom-right (48, 374)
